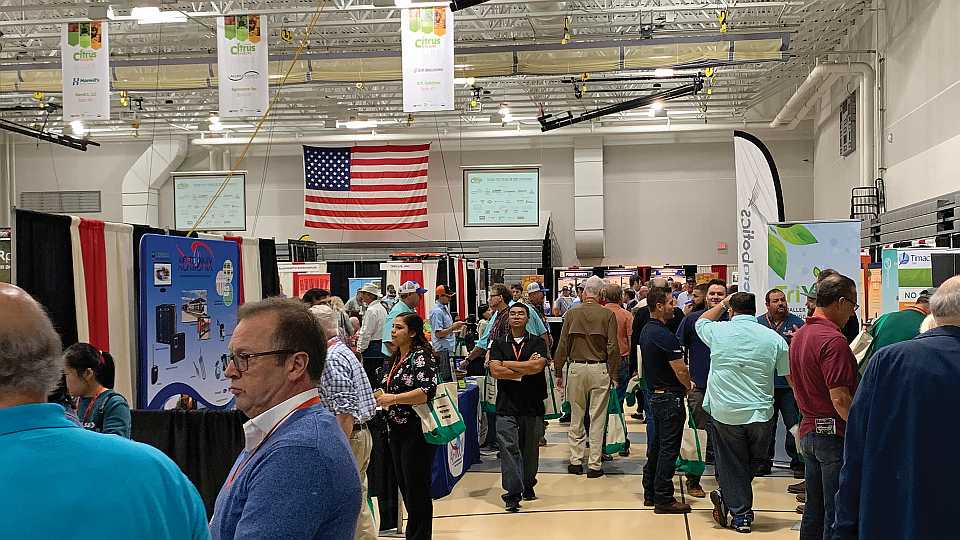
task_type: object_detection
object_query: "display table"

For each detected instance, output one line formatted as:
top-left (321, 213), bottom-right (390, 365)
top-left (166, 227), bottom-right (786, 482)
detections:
top-left (431, 383), bottom-right (481, 498)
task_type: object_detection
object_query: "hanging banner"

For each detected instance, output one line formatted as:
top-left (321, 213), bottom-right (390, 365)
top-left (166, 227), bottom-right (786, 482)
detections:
top-left (735, 131), bottom-right (785, 311)
top-left (767, 220), bottom-right (861, 320)
top-left (217, 15), bottom-right (269, 118)
top-left (0, 229), bottom-right (10, 284)
top-left (61, 22), bottom-right (110, 121)
top-left (401, 7), bottom-right (455, 112)
top-left (138, 235), bottom-right (239, 410)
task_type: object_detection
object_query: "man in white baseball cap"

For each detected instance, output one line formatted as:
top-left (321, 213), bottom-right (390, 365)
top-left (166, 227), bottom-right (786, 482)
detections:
top-left (381, 281), bottom-right (428, 355)
top-left (356, 282), bottom-right (389, 383)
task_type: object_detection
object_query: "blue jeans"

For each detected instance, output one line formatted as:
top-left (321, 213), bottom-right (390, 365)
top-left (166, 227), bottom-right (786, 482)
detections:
top-left (768, 387), bottom-right (803, 470)
top-left (713, 420), bottom-right (772, 517)
top-left (799, 433), bottom-right (844, 540)
top-left (642, 392), bottom-right (684, 504)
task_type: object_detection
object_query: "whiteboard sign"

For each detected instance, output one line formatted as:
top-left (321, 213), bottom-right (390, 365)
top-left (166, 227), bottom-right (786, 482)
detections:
top-left (173, 171), bottom-right (247, 232)
top-left (463, 168), bottom-right (539, 227)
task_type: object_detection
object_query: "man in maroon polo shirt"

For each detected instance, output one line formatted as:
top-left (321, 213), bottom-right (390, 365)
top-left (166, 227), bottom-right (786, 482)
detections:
top-left (789, 273), bottom-right (859, 540)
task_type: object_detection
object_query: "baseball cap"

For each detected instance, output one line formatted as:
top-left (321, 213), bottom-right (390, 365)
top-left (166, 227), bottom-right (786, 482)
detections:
top-left (803, 285), bottom-right (818, 299)
top-left (358, 282), bottom-right (382, 298)
top-left (526, 282), bottom-right (548, 294)
top-left (919, 288), bottom-right (937, 301)
top-left (436, 285), bottom-right (455, 297)
top-left (399, 281), bottom-right (428, 295)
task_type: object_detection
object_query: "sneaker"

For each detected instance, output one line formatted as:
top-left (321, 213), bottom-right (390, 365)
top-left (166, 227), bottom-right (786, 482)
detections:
top-left (754, 465), bottom-right (772, 477)
top-left (618, 448), bottom-right (631, 457)
top-left (587, 468), bottom-right (605, 478)
top-left (539, 438), bottom-right (547, 447)
top-left (732, 514), bottom-right (752, 533)
top-left (480, 446), bottom-right (499, 457)
top-left (787, 481), bottom-right (806, 494)
top-left (792, 468), bottom-right (806, 479)
top-left (522, 489), bottom-right (537, 501)
top-left (796, 492), bottom-right (806, 503)
top-left (567, 464), bottom-right (583, 475)
top-left (505, 500), bottom-right (520, 513)
top-left (686, 482), bottom-right (707, 499)
top-left (654, 500), bottom-right (692, 514)
top-left (559, 414), bottom-right (571, 424)
top-left (601, 453), bottom-right (613, 462)
top-left (643, 499), bottom-right (655, 507)
top-left (796, 504), bottom-right (805, 514)
top-left (710, 490), bottom-right (729, 528)
top-left (631, 412), bottom-right (645, 422)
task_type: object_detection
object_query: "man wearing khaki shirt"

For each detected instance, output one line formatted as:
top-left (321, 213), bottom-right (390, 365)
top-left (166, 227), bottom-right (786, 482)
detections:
top-left (555, 276), bottom-right (620, 477)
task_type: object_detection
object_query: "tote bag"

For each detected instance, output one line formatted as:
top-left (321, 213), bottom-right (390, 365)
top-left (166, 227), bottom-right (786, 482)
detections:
top-left (543, 366), bottom-right (563, 420)
top-left (603, 389), bottom-right (628, 454)
top-left (481, 368), bottom-right (498, 413)
top-left (675, 398), bottom-right (708, 476)
top-left (412, 379), bottom-right (467, 445)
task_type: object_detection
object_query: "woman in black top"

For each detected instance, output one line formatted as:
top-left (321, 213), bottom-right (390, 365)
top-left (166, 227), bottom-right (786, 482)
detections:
top-left (63, 343), bottom-right (131, 437)
top-left (376, 312), bottom-right (438, 540)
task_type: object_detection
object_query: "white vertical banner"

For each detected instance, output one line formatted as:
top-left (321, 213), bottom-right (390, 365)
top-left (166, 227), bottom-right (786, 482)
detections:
top-left (61, 22), bottom-right (111, 121)
top-left (734, 131), bottom-right (784, 310)
top-left (217, 15), bottom-right (269, 118)
top-left (401, 7), bottom-right (455, 113)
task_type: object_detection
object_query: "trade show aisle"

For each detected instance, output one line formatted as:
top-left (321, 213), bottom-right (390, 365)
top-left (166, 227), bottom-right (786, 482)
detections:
top-left (428, 415), bottom-right (802, 539)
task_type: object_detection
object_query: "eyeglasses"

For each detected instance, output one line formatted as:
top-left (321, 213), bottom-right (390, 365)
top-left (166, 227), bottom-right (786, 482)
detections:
top-left (226, 350), bottom-right (294, 373)
top-left (841, 297), bottom-right (860, 311)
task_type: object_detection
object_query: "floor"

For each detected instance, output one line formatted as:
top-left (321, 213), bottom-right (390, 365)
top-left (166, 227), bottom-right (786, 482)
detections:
top-left (401, 408), bottom-right (804, 539)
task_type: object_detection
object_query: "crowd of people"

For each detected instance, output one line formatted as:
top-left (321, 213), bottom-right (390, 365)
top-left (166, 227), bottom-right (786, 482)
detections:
top-left (3, 265), bottom-right (958, 539)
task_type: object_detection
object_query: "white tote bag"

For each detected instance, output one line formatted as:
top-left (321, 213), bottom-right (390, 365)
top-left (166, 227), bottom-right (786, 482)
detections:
top-left (481, 369), bottom-right (498, 413)
top-left (412, 381), bottom-right (467, 445)
top-left (543, 366), bottom-right (563, 420)
top-left (676, 397), bottom-right (708, 476)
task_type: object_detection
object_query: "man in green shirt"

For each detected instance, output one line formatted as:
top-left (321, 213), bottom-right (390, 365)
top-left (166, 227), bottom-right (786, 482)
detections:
top-left (695, 292), bottom-right (790, 534)
top-left (862, 289), bottom-right (934, 372)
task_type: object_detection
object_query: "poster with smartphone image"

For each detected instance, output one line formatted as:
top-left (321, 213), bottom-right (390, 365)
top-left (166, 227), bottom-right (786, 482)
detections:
top-left (138, 234), bottom-right (239, 410)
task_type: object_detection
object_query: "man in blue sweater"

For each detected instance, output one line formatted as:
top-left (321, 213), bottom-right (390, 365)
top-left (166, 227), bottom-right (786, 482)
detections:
top-left (211, 297), bottom-right (361, 540)
top-left (0, 283), bottom-right (209, 540)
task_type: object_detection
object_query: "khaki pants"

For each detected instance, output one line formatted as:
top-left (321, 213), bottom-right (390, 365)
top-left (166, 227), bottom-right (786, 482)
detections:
top-left (566, 362), bottom-right (611, 471)
top-left (349, 426), bottom-right (377, 540)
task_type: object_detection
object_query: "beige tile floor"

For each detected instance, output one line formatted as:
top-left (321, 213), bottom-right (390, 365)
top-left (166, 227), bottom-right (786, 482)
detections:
top-left (396, 411), bottom-right (804, 539)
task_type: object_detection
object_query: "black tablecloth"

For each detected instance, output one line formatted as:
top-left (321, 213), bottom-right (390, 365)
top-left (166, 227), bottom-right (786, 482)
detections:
top-left (131, 409), bottom-right (246, 517)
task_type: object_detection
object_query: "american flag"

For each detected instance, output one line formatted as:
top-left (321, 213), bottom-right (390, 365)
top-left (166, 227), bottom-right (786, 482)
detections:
top-left (303, 144), bottom-right (430, 230)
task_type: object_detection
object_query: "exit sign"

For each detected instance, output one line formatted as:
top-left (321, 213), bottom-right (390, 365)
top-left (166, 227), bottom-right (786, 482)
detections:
top-left (717, 242), bottom-right (728, 251)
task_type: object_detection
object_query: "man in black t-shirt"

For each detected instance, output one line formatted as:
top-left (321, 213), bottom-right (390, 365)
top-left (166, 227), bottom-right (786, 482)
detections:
top-left (639, 287), bottom-right (693, 515)
top-left (489, 303), bottom-right (550, 513)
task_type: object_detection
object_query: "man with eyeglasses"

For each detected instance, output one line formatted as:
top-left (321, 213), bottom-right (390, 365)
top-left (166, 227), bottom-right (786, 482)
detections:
top-left (788, 273), bottom-right (860, 540)
top-left (210, 298), bottom-right (361, 540)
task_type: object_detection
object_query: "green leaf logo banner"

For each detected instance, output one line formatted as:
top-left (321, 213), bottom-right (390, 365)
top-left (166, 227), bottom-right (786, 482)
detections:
top-left (769, 231), bottom-right (788, 279)
top-left (775, 224), bottom-right (818, 245)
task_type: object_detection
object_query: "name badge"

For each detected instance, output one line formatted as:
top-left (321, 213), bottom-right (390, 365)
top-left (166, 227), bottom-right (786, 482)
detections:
top-left (815, 418), bottom-right (837, 435)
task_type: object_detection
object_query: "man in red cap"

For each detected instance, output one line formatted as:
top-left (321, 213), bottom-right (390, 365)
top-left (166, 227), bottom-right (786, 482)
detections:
top-left (430, 284), bottom-right (466, 382)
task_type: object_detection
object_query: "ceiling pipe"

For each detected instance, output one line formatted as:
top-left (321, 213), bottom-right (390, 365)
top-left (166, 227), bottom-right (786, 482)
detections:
top-left (770, 61), bottom-right (875, 188)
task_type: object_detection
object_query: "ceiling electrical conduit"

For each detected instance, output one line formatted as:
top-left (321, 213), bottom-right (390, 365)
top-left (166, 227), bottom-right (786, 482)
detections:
top-left (770, 61), bottom-right (875, 188)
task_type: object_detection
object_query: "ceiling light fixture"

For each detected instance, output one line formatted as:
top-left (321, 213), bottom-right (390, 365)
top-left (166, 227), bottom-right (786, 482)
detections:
top-left (449, 0), bottom-right (492, 13)
top-left (654, 68), bottom-right (675, 78)
top-left (70, 120), bottom-right (85, 136)
top-left (338, 119), bottom-right (379, 129)
top-left (130, 7), bottom-right (187, 24)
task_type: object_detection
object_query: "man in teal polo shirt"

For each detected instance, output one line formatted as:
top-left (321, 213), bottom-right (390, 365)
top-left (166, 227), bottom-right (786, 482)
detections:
top-left (0, 283), bottom-right (209, 540)
top-left (382, 280), bottom-right (428, 356)
top-left (695, 292), bottom-right (790, 534)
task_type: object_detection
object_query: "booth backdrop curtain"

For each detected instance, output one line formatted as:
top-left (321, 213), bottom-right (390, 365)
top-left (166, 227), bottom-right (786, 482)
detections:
top-left (131, 409), bottom-right (246, 518)
top-left (258, 239), bottom-right (281, 297)
top-left (327, 261), bottom-right (353, 300)
top-left (711, 265), bottom-right (728, 282)
top-left (639, 266), bottom-right (652, 283)
top-left (454, 258), bottom-right (468, 320)
top-left (69, 217), bottom-right (90, 345)
top-left (132, 225), bottom-right (166, 328)
top-left (103, 222), bottom-right (136, 402)
top-left (400, 268), bottom-right (425, 319)
top-left (78, 219), bottom-right (109, 352)
top-left (240, 238), bottom-right (263, 302)
top-left (421, 259), bottom-right (439, 318)
top-left (683, 265), bottom-right (698, 280)
top-left (15, 210), bottom-right (78, 347)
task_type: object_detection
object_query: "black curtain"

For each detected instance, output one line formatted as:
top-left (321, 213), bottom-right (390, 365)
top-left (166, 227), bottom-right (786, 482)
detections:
top-left (258, 239), bottom-right (281, 297)
top-left (15, 210), bottom-right (78, 348)
top-left (132, 225), bottom-right (166, 333)
top-left (355, 261), bottom-right (384, 294)
top-left (326, 261), bottom-right (353, 300)
top-left (684, 265), bottom-right (698, 280)
top-left (436, 257), bottom-right (449, 288)
top-left (467, 268), bottom-right (477, 314)
top-left (131, 410), bottom-right (246, 518)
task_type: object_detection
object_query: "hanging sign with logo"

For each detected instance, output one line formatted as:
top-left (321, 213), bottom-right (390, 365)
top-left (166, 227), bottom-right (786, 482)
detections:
top-left (401, 7), bottom-right (455, 112)
top-left (217, 14), bottom-right (269, 118)
top-left (61, 22), bottom-right (110, 120)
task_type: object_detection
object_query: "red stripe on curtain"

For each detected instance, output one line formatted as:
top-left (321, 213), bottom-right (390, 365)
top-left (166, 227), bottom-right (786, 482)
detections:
top-left (455, 258), bottom-right (467, 321)
top-left (79, 219), bottom-right (109, 352)
top-left (711, 265), bottom-right (728, 282)
top-left (400, 269), bottom-right (426, 319)
top-left (224, 236), bottom-right (245, 305)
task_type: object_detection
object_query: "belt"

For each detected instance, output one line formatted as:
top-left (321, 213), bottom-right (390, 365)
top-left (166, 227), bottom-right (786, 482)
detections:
top-left (569, 360), bottom-right (606, 364)
top-left (353, 422), bottom-right (369, 431)
top-left (653, 389), bottom-right (685, 394)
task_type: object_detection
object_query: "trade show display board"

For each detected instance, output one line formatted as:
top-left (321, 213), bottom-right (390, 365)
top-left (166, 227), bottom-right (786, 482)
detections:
top-left (138, 234), bottom-right (239, 409)
top-left (767, 220), bottom-right (860, 319)
top-left (604, 268), bottom-right (637, 288)
top-left (173, 172), bottom-right (247, 231)
top-left (0, 229), bottom-right (10, 283)
top-left (349, 277), bottom-right (382, 300)
top-left (881, 248), bottom-right (960, 313)
top-left (464, 169), bottom-right (539, 227)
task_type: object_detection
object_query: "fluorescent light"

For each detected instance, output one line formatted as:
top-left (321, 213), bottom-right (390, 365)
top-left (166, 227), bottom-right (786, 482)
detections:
top-left (209, 122), bottom-right (223, 132)
top-left (498, 104), bottom-right (510, 116)
top-left (70, 120), bottom-right (85, 136)
top-left (338, 120), bottom-right (379, 129)
top-left (501, 113), bottom-right (514, 123)
top-left (394, 0), bottom-right (412, 7)
top-left (209, 114), bottom-right (221, 124)
top-left (454, 77), bottom-right (476, 86)
top-left (654, 68), bottom-right (675, 78)
top-left (130, 7), bottom-right (160, 19)
top-left (651, 100), bottom-right (664, 111)
top-left (131, 7), bottom-right (187, 24)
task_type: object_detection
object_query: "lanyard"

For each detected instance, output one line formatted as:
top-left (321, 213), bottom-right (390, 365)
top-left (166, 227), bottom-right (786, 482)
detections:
top-left (386, 351), bottom-right (415, 388)
top-left (226, 395), bottom-right (322, 487)
top-left (81, 388), bottom-right (107, 424)
top-left (511, 340), bottom-right (525, 362)
top-left (765, 314), bottom-right (787, 335)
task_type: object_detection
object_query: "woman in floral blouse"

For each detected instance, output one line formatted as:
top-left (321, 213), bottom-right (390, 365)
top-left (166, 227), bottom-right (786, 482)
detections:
top-left (376, 312), bottom-right (438, 540)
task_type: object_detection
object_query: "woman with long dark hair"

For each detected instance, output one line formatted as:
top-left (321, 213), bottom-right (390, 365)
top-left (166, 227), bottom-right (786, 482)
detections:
top-left (63, 343), bottom-right (131, 438)
top-left (375, 312), bottom-right (438, 540)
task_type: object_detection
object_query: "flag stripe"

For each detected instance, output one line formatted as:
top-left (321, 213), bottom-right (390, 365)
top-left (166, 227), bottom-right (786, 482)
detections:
top-left (305, 220), bottom-right (429, 230)
top-left (305, 208), bottom-right (428, 218)
top-left (351, 169), bottom-right (428, 180)
top-left (351, 155), bottom-right (430, 166)
top-left (306, 214), bottom-right (428, 225)
top-left (305, 194), bottom-right (427, 205)
top-left (350, 182), bottom-right (427, 192)
top-left (353, 144), bottom-right (431, 153)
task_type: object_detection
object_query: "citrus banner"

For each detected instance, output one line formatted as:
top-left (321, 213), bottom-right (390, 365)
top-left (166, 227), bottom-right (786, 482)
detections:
top-left (401, 7), bottom-right (455, 112)
top-left (61, 22), bottom-right (110, 120)
top-left (217, 15), bottom-right (269, 118)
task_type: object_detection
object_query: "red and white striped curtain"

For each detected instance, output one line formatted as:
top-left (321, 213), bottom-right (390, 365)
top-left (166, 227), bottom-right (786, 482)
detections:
top-left (455, 257), bottom-right (468, 320)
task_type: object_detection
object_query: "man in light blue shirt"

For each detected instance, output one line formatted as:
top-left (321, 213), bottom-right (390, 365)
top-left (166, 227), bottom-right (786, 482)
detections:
top-left (382, 280), bottom-right (427, 356)
top-left (694, 292), bottom-right (789, 534)
top-left (430, 285), bottom-right (465, 382)
top-left (0, 283), bottom-right (209, 540)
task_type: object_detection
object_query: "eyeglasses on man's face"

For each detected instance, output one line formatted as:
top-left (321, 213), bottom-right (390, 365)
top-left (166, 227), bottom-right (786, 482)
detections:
top-left (226, 350), bottom-right (294, 373)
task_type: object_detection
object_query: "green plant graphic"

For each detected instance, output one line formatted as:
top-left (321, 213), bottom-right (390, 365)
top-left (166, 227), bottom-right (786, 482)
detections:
top-left (769, 230), bottom-right (788, 279)
top-left (776, 224), bottom-right (818, 245)
top-left (768, 224), bottom-right (820, 280)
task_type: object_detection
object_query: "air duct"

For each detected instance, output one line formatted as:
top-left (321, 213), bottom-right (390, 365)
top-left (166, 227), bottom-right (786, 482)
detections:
top-left (770, 62), bottom-right (875, 187)
top-left (121, 138), bottom-right (188, 226)
top-left (574, 137), bottom-right (604, 260)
